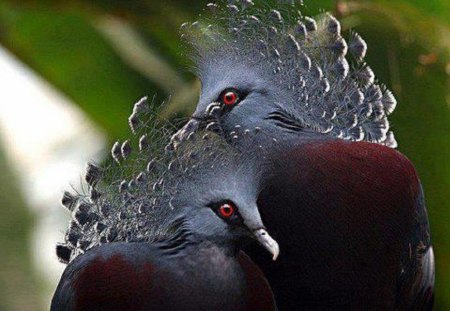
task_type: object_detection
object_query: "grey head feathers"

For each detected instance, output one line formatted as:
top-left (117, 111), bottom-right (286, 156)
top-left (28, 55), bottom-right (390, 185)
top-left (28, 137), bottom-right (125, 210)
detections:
top-left (57, 97), bottom-right (268, 264)
top-left (181, 0), bottom-right (398, 148)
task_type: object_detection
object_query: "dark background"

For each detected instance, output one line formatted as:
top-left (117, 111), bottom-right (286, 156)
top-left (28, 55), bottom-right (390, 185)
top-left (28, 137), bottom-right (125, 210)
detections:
top-left (0, 0), bottom-right (448, 310)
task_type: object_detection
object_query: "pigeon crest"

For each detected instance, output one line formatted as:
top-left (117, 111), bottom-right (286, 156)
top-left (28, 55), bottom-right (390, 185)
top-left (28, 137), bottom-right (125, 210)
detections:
top-left (181, 0), bottom-right (398, 148)
top-left (57, 97), bottom-right (267, 264)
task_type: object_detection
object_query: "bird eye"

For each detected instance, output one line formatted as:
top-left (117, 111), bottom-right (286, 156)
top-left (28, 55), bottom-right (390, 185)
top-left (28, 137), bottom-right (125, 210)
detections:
top-left (221, 90), bottom-right (239, 106)
top-left (218, 203), bottom-right (235, 218)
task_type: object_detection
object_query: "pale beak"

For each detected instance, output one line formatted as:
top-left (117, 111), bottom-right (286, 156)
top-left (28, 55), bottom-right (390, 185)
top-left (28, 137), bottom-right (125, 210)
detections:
top-left (253, 228), bottom-right (280, 261)
top-left (240, 203), bottom-right (280, 261)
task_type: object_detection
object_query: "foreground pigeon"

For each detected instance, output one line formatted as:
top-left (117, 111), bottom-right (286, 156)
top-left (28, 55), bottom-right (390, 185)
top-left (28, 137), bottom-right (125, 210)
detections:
top-left (51, 98), bottom-right (278, 311)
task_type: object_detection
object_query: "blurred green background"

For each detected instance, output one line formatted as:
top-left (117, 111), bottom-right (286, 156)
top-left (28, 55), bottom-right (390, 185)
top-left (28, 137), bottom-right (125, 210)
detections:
top-left (0, 0), bottom-right (448, 310)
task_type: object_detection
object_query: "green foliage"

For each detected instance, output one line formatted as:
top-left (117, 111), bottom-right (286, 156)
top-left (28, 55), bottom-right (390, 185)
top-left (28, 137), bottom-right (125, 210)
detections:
top-left (0, 0), bottom-right (449, 309)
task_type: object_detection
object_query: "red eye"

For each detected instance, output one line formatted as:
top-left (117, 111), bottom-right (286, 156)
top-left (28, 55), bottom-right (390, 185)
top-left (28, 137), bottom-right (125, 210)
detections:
top-left (219, 203), bottom-right (235, 218)
top-left (222, 91), bottom-right (238, 106)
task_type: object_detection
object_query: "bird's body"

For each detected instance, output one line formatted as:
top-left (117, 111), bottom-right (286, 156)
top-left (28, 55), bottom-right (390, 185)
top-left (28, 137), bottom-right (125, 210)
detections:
top-left (52, 240), bottom-right (275, 311)
top-left (246, 138), bottom-right (433, 310)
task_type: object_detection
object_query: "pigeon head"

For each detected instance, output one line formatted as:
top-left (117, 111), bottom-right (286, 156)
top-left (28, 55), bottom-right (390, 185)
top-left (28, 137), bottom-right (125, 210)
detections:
top-left (57, 97), bottom-right (279, 264)
top-left (171, 138), bottom-right (279, 259)
top-left (171, 0), bottom-right (398, 149)
top-left (194, 55), bottom-right (285, 131)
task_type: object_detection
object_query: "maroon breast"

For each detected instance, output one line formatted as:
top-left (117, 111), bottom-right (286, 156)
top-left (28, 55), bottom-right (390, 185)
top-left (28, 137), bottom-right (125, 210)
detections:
top-left (237, 252), bottom-right (277, 311)
top-left (255, 139), bottom-right (421, 308)
top-left (73, 254), bottom-right (163, 311)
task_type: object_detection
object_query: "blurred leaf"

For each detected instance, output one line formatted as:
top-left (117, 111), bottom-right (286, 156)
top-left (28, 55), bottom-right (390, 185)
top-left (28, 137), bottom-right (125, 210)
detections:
top-left (0, 4), bottom-right (156, 139)
top-left (93, 15), bottom-right (199, 117)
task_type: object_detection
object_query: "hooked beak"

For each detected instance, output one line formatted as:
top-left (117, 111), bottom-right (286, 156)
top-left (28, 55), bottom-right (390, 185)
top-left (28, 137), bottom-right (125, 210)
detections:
top-left (253, 228), bottom-right (280, 261)
top-left (239, 203), bottom-right (280, 261)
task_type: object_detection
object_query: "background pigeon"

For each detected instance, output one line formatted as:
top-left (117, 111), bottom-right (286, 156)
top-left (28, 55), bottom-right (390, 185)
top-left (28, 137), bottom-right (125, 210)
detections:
top-left (171, 1), bottom-right (434, 309)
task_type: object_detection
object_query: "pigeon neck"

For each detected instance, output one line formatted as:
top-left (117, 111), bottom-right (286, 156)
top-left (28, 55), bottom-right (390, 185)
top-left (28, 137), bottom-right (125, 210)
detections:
top-left (228, 124), bottom-right (335, 153)
top-left (160, 239), bottom-right (248, 310)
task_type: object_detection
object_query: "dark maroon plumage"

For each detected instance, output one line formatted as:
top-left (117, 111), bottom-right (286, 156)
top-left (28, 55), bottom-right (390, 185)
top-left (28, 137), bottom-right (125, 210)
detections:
top-left (51, 242), bottom-right (276, 311)
top-left (244, 139), bottom-right (433, 310)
